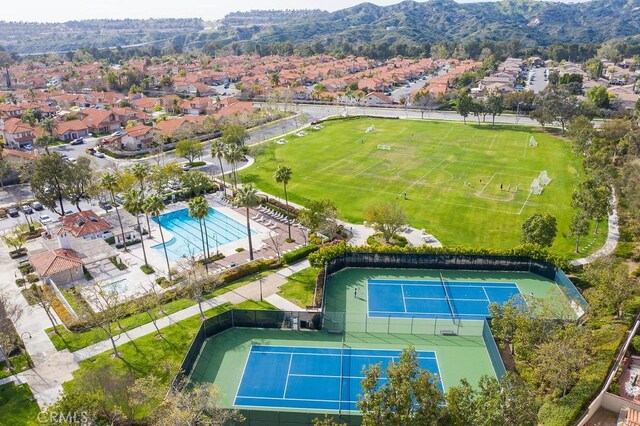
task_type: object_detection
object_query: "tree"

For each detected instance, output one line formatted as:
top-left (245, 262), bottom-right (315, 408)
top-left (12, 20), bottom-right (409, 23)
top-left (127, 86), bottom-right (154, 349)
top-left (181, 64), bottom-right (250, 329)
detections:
top-left (585, 257), bottom-right (639, 318)
top-left (31, 284), bottom-right (60, 335)
top-left (567, 116), bottom-right (595, 154)
top-left (0, 227), bottom-right (26, 253)
top-left (81, 285), bottom-right (128, 358)
top-left (221, 123), bottom-right (249, 146)
top-left (234, 184), bottom-right (258, 261)
top-left (188, 196), bottom-right (211, 271)
top-left (569, 210), bottom-right (590, 253)
top-left (572, 179), bottom-right (611, 234)
top-left (181, 170), bottom-right (211, 196)
top-left (151, 381), bottom-right (243, 426)
top-left (586, 85), bottom-right (610, 109)
top-left (38, 117), bottom-right (59, 154)
top-left (487, 298), bottom-right (528, 355)
top-left (101, 173), bottom-right (128, 252)
top-left (485, 92), bottom-right (504, 126)
top-left (210, 140), bottom-right (228, 190)
top-left (269, 71), bottom-right (281, 87)
top-left (224, 143), bottom-right (244, 189)
top-left (357, 346), bottom-right (444, 425)
top-left (533, 324), bottom-right (591, 395)
top-left (521, 213), bottom-right (557, 247)
top-left (122, 189), bottom-right (149, 267)
top-left (63, 156), bottom-right (96, 211)
top-left (298, 199), bottom-right (339, 238)
top-left (274, 165), bottom-right (293, 240)
top-left (0, 290), bottom-right (24, 372)
top-left (145, 194), bottom-right (171, 280)
top-left (29, 153), bottom-right (69, 214)
top-left (471, 100), bottom-right (484, 124)
top-left (413, 91), bottom-right (438, 119)
top-left (456, 89), bottom-right (473, 124)
top-left (0, 46), bottom-right (14, 88)
top-left (175, 139), bottom-right (203, 165)
top-left (21, 109), bottom-right (38, 127)
top-left (129, 163), bottom-right (153, 239)
top-left (364, 203), bottom-right (407, 244)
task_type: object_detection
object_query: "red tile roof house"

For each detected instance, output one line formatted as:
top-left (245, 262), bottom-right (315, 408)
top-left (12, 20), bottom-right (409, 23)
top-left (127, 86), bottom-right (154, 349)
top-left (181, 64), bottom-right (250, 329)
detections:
top-left (1, 118), bottom-right (43, 149)
top-left (364, 92), bottom-right (394, 106)
top-left (77, 108), bottom-right (121, 135)
top-left (154, 116), bottom-right (205, 140)
top-left (111, 107), bottom-right (149, 127)
top-left (116, 124), bottom-right (155, 151)
top-left (180, 97), bottom-right (212, 115)
top-left (30, 248), bottom-right (84, 285)
top-left (54, 119), bottom-right (90, 142)
top-left (131, 96), bottom-right (160, 113)
top-left (58, 210), bottom-right (113, 240)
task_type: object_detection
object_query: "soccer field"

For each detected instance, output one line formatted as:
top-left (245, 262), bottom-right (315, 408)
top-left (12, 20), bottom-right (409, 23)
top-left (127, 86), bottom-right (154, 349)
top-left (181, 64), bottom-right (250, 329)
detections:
top-left (242, 117), bottom-right (605, 255)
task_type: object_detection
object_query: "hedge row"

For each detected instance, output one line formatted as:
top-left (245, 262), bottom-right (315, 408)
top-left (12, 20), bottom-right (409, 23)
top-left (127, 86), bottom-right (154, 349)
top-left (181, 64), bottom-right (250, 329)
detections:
top-left (282, 244), bottom-right (318, 265)
top-left (307, 241), bottom-right (569, 270)
top-left (260, 197), bottom-right (298, 217)
top-left (218, 258), bottom-right (281, 284)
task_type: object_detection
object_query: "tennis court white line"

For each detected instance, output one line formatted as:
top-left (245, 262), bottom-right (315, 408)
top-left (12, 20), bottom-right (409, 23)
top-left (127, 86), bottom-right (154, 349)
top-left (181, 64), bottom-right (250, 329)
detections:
top-left (404, 297), bottom-right (489, 302)
top-left (369, 282), bottom-right (520, 289)
top-left (481, 287), bottom-right (491, 303)
top-left (476, 173), bottom-right (496, 198)
top-left (234, 346), bottom-right (255, 402)
top-left (282, 353), bottom-right (294, 398)
top-left (369, 310), bottom-right (492, 317)
top-left (400, 285), bottom-right (408, 312)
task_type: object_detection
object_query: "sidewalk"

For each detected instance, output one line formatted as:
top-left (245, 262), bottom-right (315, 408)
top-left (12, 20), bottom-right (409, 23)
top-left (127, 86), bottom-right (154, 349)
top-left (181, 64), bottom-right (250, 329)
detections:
top-left (570, 190), bottom-right (619, 267)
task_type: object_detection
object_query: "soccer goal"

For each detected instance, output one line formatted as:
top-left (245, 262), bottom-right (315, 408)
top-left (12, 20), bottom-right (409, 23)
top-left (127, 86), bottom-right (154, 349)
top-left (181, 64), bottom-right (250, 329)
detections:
top-left (530, 178), bottom-right (543, 195)
top-left (365, 125), bottom-right (376, 134)
top-left (538, 170), bottom-right (551, 186)
top-left (530, 136), bottom-right (537, 147)
top-left (377, 144), bottom-right (391, 151)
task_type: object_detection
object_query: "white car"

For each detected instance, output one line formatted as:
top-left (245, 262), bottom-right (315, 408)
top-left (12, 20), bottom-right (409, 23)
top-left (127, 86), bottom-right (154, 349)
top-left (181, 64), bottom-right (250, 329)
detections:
top-left (93, 151), bottom-right (105, 158)
top-left (181, 164), bottom-right (191, 171)
top-left (39, 215), bottom-right (52, 224)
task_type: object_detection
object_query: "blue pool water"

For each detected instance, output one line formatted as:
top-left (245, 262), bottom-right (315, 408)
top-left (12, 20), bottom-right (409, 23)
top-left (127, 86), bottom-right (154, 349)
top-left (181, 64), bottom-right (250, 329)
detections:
top-left (151, 207), bottom-right (252, 261)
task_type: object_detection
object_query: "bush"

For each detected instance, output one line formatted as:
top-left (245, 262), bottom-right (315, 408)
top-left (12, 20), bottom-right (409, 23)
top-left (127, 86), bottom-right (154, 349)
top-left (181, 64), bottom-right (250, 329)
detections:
top-left (26, 273), bottom-right (39, 283)
top-left (9, 248), bottom-right (27, 259)
top-left (155, 276), bottom-right (171, 288)
top-left (18, 263), bottom-right (34, 275)
top-left (104, 236), bottom-right (116, 244)
top-left (260, 198), bottom-right (298, 217)
top-left (15, 278), bottom-right (26, 287)
top-left (140, 264), bottom-right (155, 274)
top-left (218, 259), bottom-right (280, 284)
top-left (116, 239), bottom-right (140, 249)
top-left (632, 336), bottom-right (640, 354)
top-left (189, 161), bottom-right (206, 167)
top-left (235, 247), bottom-right (245, 252)
top-left (366, 233), bottom-right (408, 248)
top-left (282, 244), bottom-right (319, 265)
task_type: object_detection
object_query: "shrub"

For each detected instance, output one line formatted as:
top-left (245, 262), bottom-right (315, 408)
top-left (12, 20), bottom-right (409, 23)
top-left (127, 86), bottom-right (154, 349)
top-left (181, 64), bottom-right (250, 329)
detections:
top-left (260, 198), bottom-right (298, 217)
top-left (26, 273), bottom-right (39, 283)
top-left (140, 264), bottom-right (155, 274)
top-left (155, 276), bottom-right (171, 288)
top-left (18, 263), bottom-right (34, 275)
top-left (15, 278), bottom-right (26, 287)
top-left (116, 239), bottom-right (140, 249)
top-left (104, 236), bottom-right (116, 244)
top-left (366, 234), bottom-right (408, 248)
top-left (632, 336), bottom-right (640, 354)
top-left (9, 249), bottom-right (27, 259)
top-left (282, 244), bottom-right (319, 265)
top-left (235, 247), bottom-right (245, 252)
top-left (218, 259), bottom-right (280, 284)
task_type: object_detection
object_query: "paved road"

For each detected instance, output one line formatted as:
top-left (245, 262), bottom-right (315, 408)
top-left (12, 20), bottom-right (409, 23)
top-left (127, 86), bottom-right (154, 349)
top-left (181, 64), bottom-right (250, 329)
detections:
top-left (526, 67), bottom-right (549, 94)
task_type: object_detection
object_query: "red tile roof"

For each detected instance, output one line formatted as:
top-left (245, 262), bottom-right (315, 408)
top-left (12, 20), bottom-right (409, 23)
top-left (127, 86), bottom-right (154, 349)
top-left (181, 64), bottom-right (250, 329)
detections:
top-left (58, 209), bottom-right (112, 237)
top-left (125, 124), bottom-right (153, 138)
top-left (30, 248), bottom-right (83, 277)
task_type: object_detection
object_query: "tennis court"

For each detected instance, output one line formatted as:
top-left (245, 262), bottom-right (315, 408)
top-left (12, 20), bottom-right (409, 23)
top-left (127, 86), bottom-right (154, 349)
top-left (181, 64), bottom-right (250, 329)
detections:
top-left (234, 345), bottom-right (441, 411)
top-left (368, 278), bottom-right (523, 320)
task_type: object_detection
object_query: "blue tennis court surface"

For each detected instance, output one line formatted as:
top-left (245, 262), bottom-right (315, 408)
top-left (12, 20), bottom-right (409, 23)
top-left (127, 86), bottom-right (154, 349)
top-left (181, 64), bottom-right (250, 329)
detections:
top-left (368, 278), bottom-right (523, 320)
top-left (234, 345), bottom-right (441, 411)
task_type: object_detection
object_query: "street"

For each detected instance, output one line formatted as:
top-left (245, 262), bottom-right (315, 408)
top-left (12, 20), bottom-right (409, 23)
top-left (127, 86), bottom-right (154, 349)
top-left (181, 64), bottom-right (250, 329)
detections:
top-left (526, 67), bottom-right (549, 94)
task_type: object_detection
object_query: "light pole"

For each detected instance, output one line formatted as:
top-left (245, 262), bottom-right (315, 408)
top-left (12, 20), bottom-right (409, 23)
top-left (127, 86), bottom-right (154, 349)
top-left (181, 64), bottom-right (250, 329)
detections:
top-left (259, 275), bottom-right (263, 301)
top-left (516, 101), bottom-right (524, 124)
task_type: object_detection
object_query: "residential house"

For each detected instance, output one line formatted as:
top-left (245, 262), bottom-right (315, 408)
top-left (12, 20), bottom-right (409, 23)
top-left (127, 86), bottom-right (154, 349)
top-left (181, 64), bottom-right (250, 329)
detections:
top-left (111, 107), bottom-right (148, 127)
top-left (155, 116), bottom-right (204, 139)
top-left (608, 84), bottom-right (640, 110)
top-left (55, 119), bottom-right (90, 141)
top-left (30, 247), bottom-right (84, 285)
top-left (364, 92), bottom-right (394, 106)
top-left (180, 97), bottom-right (211, 115)
top-left (77, 108), bottom-right (120, 135)
top-left (1, 118), bottom-right (42, 149)
top-left (118, 124), bottom-right (155, 151)
top-left (58, 210), bottom-right (113, 240)
top-left (131, 96), bottom-right (160, 113)
top-left (174, 82), bottom-right (215, 97)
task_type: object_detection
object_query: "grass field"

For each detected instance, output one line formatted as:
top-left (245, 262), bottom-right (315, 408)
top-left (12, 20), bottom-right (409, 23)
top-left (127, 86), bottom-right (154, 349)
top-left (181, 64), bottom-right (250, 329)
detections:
top-left (242, 118), bottom-right (606, 256)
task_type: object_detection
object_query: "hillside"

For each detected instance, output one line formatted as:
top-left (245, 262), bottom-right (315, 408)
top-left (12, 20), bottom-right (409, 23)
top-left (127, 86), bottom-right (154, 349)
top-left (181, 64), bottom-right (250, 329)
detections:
top-left (1, 0), bottom-right (639, 55)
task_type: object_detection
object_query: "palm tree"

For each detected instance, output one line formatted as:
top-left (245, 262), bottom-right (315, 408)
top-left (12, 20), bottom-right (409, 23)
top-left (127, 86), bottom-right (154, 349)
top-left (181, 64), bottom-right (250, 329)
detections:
top-left (145, 194), bottom-right (171, 280)
top-left (39, 117), bottom-right (58, 154)
top-left (188, 196), bottom-right (209, 273)
top-left (210, 140), bottom-right (227, 191)
top-left (270, 71), bottom-right (281, 87)
top-left (122, 189), bottom-right (148, 267)
top-left (101, 173), bottom-right (128, 252)
top-left (235, 184), bottom-right (258, 261)
top-left (21, 109), bottom-right (38, 127)
top-left (274, 165), bottom-right (293, 240)
top-left (224, 143), bottom-right (244, 189)
top-left (129, 163), bottom-right (152, 239)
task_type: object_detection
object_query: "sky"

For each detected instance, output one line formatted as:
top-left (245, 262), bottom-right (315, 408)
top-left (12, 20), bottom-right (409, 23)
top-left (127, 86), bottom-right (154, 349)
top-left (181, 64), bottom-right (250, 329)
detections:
top-left (4, 0), bottom-right (589, 23)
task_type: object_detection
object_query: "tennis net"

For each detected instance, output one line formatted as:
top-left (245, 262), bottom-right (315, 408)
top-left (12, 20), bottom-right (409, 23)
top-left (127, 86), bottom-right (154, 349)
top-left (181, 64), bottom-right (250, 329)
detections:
top-left (440, 273), bottom-right (456, 319)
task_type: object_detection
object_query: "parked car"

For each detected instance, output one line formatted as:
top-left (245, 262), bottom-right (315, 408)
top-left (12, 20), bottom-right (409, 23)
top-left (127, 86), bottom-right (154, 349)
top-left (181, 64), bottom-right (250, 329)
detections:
top-left (59, 153), bottom-right (68, 159)
top-left (181, 164), bottom-right (191, 171)
top-left (21, 205), bottom-right (33, 214)
top-left (93, 151), bottom-right (105, 158)
top-left (110, 130), bottom-right (124, 137)
top-left (23, 144), bottom-right (33, 151)
top-left (39, 215), bottom-right (52, 224)
top-left (70, 137), bottom-right (84, 145)
top-left (99, 201), bottom-right (112, 211)
top-left (63, 210), bottom-right (73, 216)
top-left (32, 201), bottom-right (44, 211)
top-left (8, 208), bottom-right (19, 217)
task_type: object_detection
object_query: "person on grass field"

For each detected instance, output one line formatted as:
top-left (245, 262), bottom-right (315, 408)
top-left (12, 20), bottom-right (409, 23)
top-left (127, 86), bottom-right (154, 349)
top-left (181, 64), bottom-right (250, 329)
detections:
top-left (354, 287), bottom-right (358, 299)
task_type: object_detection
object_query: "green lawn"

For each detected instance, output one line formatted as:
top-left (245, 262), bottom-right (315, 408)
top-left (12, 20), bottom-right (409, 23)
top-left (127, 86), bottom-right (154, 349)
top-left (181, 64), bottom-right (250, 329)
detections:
top-left (0, 382), bottom-right (40, 425)
top-left (278, 267), bottom-right (320, 308)
top-left (0, 353), bottom-right (32, 380)
top-left (242, 118), bottom-right (605, 257)
top-left (67, 300), bottom-right (276, 420)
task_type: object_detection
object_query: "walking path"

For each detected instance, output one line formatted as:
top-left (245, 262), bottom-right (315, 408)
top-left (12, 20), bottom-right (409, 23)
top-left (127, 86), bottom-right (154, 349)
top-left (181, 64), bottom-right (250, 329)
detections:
top-left (570, 190), bottom-right (620, 267)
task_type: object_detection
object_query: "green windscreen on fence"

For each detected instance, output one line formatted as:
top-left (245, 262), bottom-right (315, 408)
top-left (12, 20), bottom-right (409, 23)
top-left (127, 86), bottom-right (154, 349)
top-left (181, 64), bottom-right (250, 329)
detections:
top-left (483, 320), bottom-right (506, 379)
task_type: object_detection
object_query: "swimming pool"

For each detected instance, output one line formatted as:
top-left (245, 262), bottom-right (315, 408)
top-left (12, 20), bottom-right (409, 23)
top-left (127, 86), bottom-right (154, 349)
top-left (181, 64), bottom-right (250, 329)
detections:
top-left (151, 207), bottom-right (252, 261)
